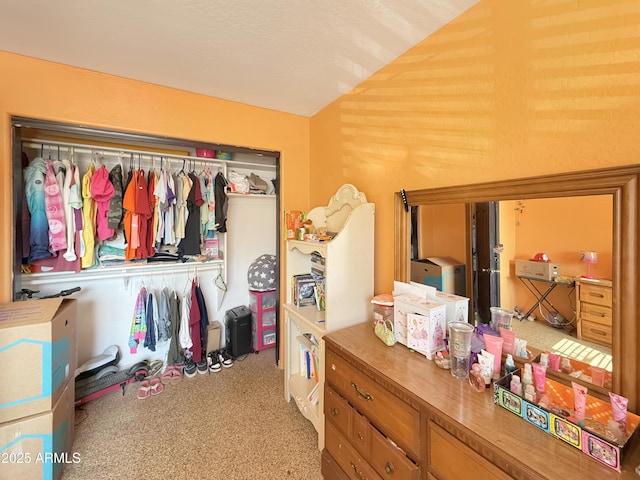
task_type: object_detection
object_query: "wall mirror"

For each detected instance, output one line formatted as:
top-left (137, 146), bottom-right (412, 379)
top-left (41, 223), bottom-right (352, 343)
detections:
top-left (394, 165), bottom-right (640, 411)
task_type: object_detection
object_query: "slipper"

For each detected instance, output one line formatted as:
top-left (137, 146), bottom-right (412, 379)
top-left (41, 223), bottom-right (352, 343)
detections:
top-left (149, 377), bottom-right (164, 396)
top-left (137, 380), bottom-right (151, 400)
top-left (161, 366), bottom-right (182, 385)
top-left (146, 360), bottom-right (163, 378)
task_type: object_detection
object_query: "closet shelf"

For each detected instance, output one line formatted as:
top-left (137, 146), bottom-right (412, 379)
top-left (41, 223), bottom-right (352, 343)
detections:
top-left (20, 259), bottom-right (224, 286)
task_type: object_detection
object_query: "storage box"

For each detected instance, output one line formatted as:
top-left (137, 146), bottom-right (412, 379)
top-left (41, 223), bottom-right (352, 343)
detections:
top-left (411, 257), bottom-right (466, 296)
top-left (0, 382), bottom-right (75, 480)
top-left (426, 290), bottom-right (469, 330)
top-left (0, 299), bottom-right (77, 424)
top-left (249, 290), bottom-right (277, 312)
top-left (393, 294), bottom-right (446, 355)
top-left (494, 369), bottom-right (640, 472)
top-left (206, 321), bottom-right (221, 353)
top-left (515, 260), bottom-right (560, 281)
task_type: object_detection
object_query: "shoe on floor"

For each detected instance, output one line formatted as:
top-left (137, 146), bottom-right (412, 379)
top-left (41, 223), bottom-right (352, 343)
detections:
top-left (196, 359), bottom-right (208, 375)
top-left (209, 351), bottom-right (221, 373)
top-left (184, 359), bottom-right (197, 378)
top-left (218, 349), bottom-right (234, 368)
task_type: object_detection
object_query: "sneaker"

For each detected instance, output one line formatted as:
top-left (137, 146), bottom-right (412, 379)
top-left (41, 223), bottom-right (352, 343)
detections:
top-left (208, 351), bottom-right (221, 373)
top-left (184, 359), bottom-right (197, 378)
top-left (196, 359), bottom-right (208, 375)
top-left (218, 350), bottom-right (234, 368)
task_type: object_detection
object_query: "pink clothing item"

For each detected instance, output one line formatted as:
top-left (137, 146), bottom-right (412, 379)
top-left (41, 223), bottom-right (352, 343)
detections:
top-left (90, 165), bottom-right (116, 241)
top-left (44, 159), bottom-right (67, 252)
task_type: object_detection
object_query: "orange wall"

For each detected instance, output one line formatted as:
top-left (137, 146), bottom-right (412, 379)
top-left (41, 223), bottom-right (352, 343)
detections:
top-left (0, 51), bottom-right (310, 302)
top-left (310, 0), bottom-right (640, 295)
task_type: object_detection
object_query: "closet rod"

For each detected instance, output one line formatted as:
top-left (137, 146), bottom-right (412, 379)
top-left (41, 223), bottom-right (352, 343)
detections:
top-left (21, 138), bottom-right (225, 167)
top-left (21, 261), bottom-right (224, 286)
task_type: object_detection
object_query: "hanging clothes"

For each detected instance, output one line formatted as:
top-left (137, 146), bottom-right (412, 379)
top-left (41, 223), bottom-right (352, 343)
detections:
top-left (144, 291), bottom-right (158, 352)
top-left (61, 160), bottom-right (78, 262)
top-left (146, 170), bottom-right (157, 256)
top-left (81, 163), bottom-right (97, 268)
top-left (214, 171), bottom-right (229, 233)
top-left (68, 163), bottom-right (83, 260)
top-left (189, 278), bottom-right (202, 362)
top-left (44, 159), bottom-right (67, 252)
top-left (157, 287), bottom-right (172, 344)
top-left (24, 157), bottom-right (51, 262)
top-left (195, 280), bottom-right (209, 358)
top-left (135, 170), bottom-right (153, 259)
top-left (91, 165), bottom-right (116, 241)
top-left (122, 170), bottom-right (138, 261)
top-left (128, 286), bottom-right (148, 354)
top-left (166, 289), bottom-right (184, 366)
top-left (178, 172), bottom-right (204, 256)
top-left (107, 163), bottom-right (124, 230)
top-left (178, 289), bottom-right (193, 352)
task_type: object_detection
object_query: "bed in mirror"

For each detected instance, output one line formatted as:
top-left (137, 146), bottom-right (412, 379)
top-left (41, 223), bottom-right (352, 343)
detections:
top-left (394, 165), bottom-right (640, 411)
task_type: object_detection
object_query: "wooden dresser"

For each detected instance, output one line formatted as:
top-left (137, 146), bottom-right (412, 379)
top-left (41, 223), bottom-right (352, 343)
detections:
top-left (322, 323), bottom-right (640, 480)
top-left (576, 277), bottom-right (613, 348)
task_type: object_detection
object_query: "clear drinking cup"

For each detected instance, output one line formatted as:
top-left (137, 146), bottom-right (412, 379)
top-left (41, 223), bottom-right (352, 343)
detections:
top-left (448, 322), bottom-right (475, 380)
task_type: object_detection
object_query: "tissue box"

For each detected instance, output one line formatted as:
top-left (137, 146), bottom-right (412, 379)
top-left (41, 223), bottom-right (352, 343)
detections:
top-left (494, 369), bottom-right (640, 472)
top-left (393, 294), bottom-right (446, 357)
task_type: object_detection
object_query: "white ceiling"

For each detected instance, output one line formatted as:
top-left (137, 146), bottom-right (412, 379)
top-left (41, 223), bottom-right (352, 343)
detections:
top-left (0, 0), bottom-right (478, 117)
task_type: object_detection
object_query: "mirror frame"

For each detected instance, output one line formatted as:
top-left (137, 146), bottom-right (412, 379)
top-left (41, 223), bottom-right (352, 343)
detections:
top-left (395, 165), bottom-right (640, 411)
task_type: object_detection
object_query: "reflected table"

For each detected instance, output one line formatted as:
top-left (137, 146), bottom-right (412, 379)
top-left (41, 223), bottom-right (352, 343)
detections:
top-left (517, 275), bottom-right (575, 322)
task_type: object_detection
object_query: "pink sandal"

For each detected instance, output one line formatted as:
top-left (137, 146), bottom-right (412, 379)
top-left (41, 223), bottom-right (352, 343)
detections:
top-left (161, 365), bottom-right (183, 385)
top-left (149, 377), bottom-right (164, 395)
top-left (137, 380), bottom-right (151, 400)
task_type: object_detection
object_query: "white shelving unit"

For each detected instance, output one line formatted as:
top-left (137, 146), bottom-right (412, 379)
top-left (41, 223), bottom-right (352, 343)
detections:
top-left (283, 184), bottom-right (374, 450)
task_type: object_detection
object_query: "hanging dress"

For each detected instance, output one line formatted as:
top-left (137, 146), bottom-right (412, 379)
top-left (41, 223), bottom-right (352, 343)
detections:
top-left (81, 163), bottom-right (97, 268)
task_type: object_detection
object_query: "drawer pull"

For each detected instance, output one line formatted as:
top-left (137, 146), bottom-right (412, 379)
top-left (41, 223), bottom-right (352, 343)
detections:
top-left (357, 431), bottom-right (364, 440)
top-left (385, 462), bottom-right (395, 474)
top-left (330, 407), bottom-right (339, 416)
top-left (591, 329), bottom-right (607, 336)
top-left (350, 462), bottom-right (367, 480)
top-left (588, 292), bottom-right (605, 299)
top-left (351, 381), bottom-right (374, 401)
top-left (588, 309), bottom-right (606, 317)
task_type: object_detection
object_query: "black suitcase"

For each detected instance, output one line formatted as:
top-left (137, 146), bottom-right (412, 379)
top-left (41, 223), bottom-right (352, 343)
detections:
top-left (225, 306), bottom-right (253, 358)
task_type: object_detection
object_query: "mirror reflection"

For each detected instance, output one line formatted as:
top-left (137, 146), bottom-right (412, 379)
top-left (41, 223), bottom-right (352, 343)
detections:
top-left (412, 194), bottom-right (613, 388)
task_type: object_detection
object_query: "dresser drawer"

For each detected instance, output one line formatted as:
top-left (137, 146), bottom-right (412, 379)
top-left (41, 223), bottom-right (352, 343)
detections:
top-left (581, 320), bottom-right (612, 346)
top-left (326, 349), bottom-right (420, 460)
top-left (370, 424), bottom-right (419, 480)
top-left (429, 422), bottom-right (512, 480)
top-left (579, 283), bottom-right (612, 308)
top-left (325, 383), bottom-right (352, 440)
top-left (580, 303), bottom-right (612, 326)
top-left (326, 420), bottom-right (383, 480)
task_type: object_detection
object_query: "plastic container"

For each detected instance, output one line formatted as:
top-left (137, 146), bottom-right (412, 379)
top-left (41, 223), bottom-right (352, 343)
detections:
top-left (490, 307), bottom-right (514, 331)
top-left (195, 148), bottom-right (215, 158)
top-left (371, 294), bottom-right (394, 329)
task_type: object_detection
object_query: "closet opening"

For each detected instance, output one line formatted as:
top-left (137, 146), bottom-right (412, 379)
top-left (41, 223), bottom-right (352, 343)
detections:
top-left (12, 116), bottom-right (282, 365)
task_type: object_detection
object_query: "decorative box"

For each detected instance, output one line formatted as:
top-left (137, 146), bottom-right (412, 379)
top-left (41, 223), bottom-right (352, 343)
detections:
top-left (494, 369), bottom-right (640, 472)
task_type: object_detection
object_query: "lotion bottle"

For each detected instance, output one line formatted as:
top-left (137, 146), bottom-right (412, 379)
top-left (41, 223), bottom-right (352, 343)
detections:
top-left (510, 374), bottom-right (522, 396)
top-left (522, 363), bottom-right (533, 391)
top-left (505, 354), bottom-right (516, 375)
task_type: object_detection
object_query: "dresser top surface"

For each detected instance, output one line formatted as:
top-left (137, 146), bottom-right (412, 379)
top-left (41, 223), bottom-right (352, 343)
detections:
top-left (324, 323), bottom-right (640, 480)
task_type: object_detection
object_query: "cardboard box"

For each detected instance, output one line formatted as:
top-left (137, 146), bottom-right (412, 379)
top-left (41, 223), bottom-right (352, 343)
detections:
top-left (410, 257), bottom-right (466, 296)
top-left (393, 294), bottom-right (446, 355)
top-left (515, 259), bottom-right (560, 281)
top-left (426, 290), bottom-right (469, 331)
top-left (0, 382), bottom-right (76, 480)
top-left (206, 321), bottom-right (222, 353)
top-left (0, 299), bottom-right (77, 424)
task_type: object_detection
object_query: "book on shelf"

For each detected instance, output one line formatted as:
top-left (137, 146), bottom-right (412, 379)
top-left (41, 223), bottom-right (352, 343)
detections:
top-left (292, 273), bottom-right (316, 307)
top-left (312, 275), bottom-right (326, 311)
top-left (297, 341), bottom-right (318, 381)
top-left (308, 382), bottom-right (320, 406)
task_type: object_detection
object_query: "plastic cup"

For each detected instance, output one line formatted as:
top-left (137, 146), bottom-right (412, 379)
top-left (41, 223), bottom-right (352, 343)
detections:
top-left (490, 307), bottom-right (514, 331)
top-left (448, 322), bottom-right (475, 380)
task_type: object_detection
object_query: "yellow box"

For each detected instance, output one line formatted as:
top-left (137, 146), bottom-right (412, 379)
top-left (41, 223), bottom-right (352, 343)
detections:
top-left (0, 299), bottom-right (77, 423)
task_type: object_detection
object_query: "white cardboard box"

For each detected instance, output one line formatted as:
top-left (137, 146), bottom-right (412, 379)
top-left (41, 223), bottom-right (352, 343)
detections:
top-left (426, 290), bottom-right (469, 332)
top-left (393, 294), bottom-right (446, 359)
top-left (0, 299), bottom-right (77, 423)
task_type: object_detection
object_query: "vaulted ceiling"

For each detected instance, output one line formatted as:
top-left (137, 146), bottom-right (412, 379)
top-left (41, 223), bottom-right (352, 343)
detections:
top-left (0, 0), bottom-right (479, 116)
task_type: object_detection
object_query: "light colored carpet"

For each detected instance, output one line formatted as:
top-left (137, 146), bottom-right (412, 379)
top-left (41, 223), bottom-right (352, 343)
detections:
top-left (62, 349), bottom-right (322, 480)
top-left (510, 318), bottom-right (612, 371)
